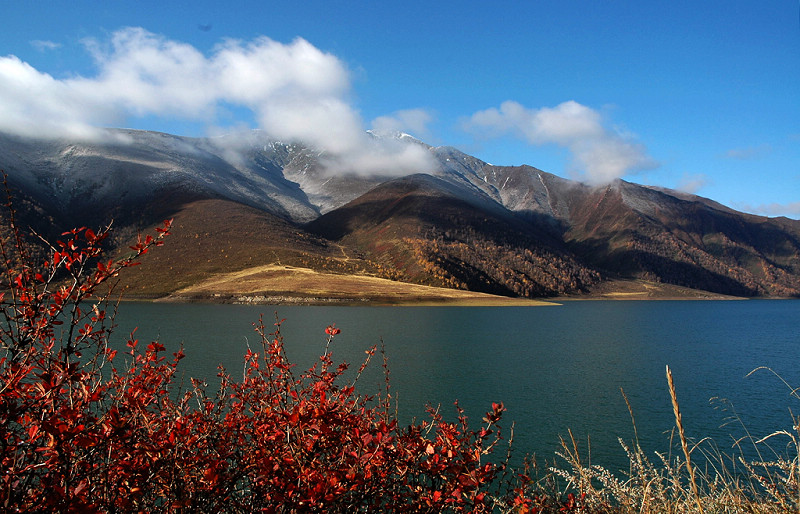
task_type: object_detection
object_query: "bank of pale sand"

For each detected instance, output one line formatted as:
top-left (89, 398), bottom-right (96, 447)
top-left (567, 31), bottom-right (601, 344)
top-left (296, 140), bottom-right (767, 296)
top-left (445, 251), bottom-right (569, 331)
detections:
top-left (156, 264), bottom-right (556, 306)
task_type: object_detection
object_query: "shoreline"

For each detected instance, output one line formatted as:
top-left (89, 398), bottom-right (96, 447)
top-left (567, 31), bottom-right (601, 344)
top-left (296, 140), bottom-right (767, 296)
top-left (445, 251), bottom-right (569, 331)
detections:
top-left (150, 292), bottom-right (559, 307)
top-left (119, 267), bottom-right (792, 306)
top-left (118, 292), bottom-right (800, 307)
top-left (127, 290), bottom-right (786, 307)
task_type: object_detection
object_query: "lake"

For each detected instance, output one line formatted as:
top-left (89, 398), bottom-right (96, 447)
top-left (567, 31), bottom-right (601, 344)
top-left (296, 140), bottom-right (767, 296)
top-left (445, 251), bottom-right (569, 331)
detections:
top-left (109, 299), bottom-right (800, 473)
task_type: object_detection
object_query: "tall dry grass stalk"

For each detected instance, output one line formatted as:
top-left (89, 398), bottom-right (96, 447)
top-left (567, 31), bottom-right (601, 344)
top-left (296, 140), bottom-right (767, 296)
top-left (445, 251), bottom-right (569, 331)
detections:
top-left (541, 366), bottom-right (800, 513)
top-left (666, 364), bottom-right (704, 513)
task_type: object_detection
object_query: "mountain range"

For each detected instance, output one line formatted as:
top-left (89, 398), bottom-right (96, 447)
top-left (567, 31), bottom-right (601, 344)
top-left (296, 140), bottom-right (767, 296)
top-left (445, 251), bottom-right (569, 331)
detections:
top-left (1, 129), bottom-right (798, 301)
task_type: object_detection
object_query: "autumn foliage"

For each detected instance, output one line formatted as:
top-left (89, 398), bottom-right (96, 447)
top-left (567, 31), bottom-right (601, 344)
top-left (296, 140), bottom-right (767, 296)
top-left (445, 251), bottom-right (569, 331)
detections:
top-left (0, 185), bottom-right (586, 512)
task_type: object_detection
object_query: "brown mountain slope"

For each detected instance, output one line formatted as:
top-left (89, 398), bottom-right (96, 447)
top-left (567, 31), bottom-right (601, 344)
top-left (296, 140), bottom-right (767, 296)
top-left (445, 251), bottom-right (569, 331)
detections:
top-left (450, 164), bottom-right (800, 297)
top-left (306, 174), bottom-right (600, 297)
top-left (560, 181), bottom-right (800, 296)
top-left (3, 129), bottom-right (799, 300)
top-left (114, 198), bottom-right (385, 298)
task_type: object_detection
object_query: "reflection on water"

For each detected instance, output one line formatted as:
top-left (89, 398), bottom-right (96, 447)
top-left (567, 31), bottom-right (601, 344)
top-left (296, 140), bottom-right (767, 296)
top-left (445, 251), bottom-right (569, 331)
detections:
top-left (110, 300), bottom-right (800, 472)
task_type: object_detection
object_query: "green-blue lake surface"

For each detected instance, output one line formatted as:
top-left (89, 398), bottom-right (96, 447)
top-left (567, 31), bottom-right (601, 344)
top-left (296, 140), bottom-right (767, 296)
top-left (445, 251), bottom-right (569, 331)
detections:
top-left (109, 299), bottom-right (800, 473)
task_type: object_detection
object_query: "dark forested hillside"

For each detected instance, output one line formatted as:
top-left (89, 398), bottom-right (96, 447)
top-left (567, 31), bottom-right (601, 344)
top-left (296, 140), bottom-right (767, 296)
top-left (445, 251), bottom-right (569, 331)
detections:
top-left (557, 181), bottom-right (800, 296)
top-left (307, 174), bottom-right (602, 297)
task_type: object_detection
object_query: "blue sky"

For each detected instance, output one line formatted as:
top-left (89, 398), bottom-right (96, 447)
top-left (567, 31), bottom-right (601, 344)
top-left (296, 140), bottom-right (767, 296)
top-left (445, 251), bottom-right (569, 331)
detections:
top-left (2, 0), bottom-right (798, 217)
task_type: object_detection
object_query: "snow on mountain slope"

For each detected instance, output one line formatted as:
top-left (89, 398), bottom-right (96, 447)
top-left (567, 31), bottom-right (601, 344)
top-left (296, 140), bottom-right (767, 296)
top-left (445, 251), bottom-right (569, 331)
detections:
top-left (0, 129), bottom-right (320, 222)
top-left (2, 127), bottom-right (793, 230)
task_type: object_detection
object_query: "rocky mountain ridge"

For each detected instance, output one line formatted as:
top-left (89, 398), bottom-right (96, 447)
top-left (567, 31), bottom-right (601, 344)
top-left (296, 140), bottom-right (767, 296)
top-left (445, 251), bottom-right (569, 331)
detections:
top-left (1, 129), bottom-right (798, 299)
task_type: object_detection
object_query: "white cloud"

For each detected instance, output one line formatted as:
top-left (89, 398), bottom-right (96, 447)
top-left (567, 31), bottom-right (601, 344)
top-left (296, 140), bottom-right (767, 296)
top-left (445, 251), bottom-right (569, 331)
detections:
top-left (738, 201), bottom-right (800, 219)
top-left (722, 144), bottom-right (772, 160)
top-left (30, 40), bottom-right (61, 51)
top-left (464, 100), bottom-right (657, 183)
top-left (0, 27), bottom-right (435, 175)
top-left (320, 133), bottom-right (434, 176)
top-left (676, 173), bottom-right (709, 194)
top-left (371, 108), bottom-right (435, 140)
top-left (0, 56), bottom-right (119, 139)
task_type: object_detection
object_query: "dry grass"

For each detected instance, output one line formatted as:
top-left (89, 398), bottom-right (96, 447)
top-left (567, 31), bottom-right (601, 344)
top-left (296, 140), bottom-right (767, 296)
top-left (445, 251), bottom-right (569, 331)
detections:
top-left (159, 264), bottom-right (557, 306)
top-left (667, 365), bottom-right (704, 512)
top-left (543, 367), bottom-right (800, 513)
top-left (579, 279), bottom-right (746, 300)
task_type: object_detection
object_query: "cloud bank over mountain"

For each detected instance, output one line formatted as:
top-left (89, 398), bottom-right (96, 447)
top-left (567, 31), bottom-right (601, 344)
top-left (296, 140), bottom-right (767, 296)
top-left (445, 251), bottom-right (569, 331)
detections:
top-left (464, 100), bottom-right (657, 184)
top-left (0, 28), bottom-right (661, 182)
top-left (0, 27), bottom-right (435, 175)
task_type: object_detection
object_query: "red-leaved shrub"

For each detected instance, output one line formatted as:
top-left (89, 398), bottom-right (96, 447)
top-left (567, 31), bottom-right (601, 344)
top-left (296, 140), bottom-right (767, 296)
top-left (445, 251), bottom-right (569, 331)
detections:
top-left (0, 180), bottom-right (579, 512)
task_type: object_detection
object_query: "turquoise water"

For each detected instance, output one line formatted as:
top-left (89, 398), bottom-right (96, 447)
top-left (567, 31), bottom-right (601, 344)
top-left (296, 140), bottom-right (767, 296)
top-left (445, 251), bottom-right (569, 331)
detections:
top-left (109, 299), bottom-right (800, 472)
